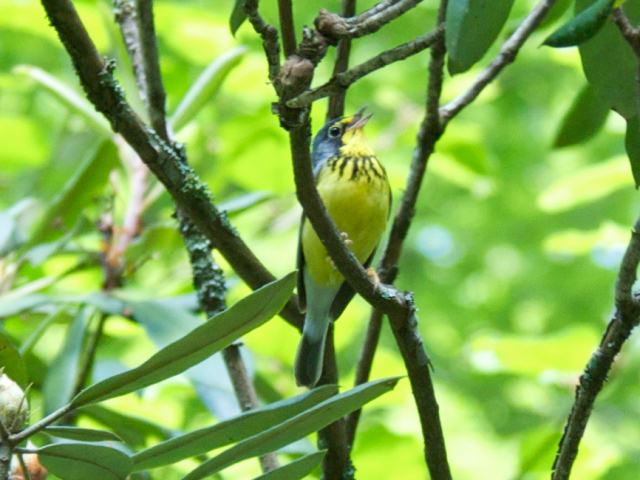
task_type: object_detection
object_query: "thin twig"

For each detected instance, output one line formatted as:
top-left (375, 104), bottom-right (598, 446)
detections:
top-left (288, 27), bottom-right (441, 108)
top-left (439, 0), bottom-right (558, 125)
top-left (0, 440), bottom-right (9, 480)
top-left (317, 326), bottom-right (353, 479)
top-left (10, 405), bottom-right (73, 445)
top-left (552, 13), bottom-right (640, 479)
top-left (552, 217), bottom-right (640, 479)
top-left (612, 7), bottom-right (640, 58)
top-left (136, 0), bottom-right (168, 138)
top-left (277, 0), bottom-right (297, 58)
top-left (245, 0), bottom-right (282, 91)
top-left (0, 416), bottom-right (9, 480)
top-left (16, 452), bottom-right (32, 480)
top-left (71, 312), bottom-right (108, 399)
top-left (316, 0), bottom-right (423, 40)
top-left (326, 0), bottom-right (357, 120)
top-left (223, 345), bottom-right (280, 472)
top-left (345, 309), bottom-right (383, 445)
top-left (178, 216), bottom-right (279, 473)
top-left (39, 0), bottom-right (303, 330)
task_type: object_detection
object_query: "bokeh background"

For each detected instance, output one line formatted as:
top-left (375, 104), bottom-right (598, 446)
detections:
top-left (2, 0), bottom-right (639, 478)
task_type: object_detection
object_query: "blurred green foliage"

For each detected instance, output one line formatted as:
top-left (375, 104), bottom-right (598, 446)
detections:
top-left (1, 0), bottom-right (640, 478)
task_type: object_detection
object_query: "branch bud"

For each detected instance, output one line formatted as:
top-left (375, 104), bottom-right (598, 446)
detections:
top-left (0, 373), bottom-right (28, 433)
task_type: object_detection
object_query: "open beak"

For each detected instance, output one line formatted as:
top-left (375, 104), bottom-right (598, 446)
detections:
top-left (346, 107), bottom-right (373, 131)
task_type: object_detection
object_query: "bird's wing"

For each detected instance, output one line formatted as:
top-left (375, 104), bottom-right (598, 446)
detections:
top-left (296, 213), bottom-right (307, 313)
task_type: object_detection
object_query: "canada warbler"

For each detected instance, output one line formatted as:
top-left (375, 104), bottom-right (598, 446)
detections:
top-left (295, 109), bottom-right (391, 387)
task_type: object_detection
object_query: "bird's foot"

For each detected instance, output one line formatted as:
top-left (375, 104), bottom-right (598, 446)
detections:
top-left (367, 267), bottom-right (380, 286)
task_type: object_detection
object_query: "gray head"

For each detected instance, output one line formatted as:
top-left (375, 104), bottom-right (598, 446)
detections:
top-left (310, 108), bottom-right (371, 175)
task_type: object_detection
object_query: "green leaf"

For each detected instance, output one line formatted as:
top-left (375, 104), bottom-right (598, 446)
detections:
top-left (252, 451), bottom-right (326, 480)
top-left (577, 0), bottom-right (640, 118)
top-left (170, 47), bottom-right (246, 132)
top-left (43, 307), bottom-right (91, 414)
top-left (0, 333), bottom-right (28, 388)
top-left (31, 140), bottom-right (119, 243)
top-left (0, 293), bottom-right (51, 318)
top-left (625, 116), bottom-right (640, 187)
top-left (544, 0), bottom-right (614, 47)
top-left (81, 405), bottom-right (173, 448)
top-left (71, 273), bottom-right (296, 407)
top-left (37, 442), bottom-right (133, 480)
top-left (13, 65), bottom-right (111, 136)
top-left (184, 377), bottom-right (400, 480)
top-left (445, 0), bottom-right (515, 74)
top-left (45, 426), bottom-right (122, 442)
top-left (553, 84), bottom-right (610, 148)
top-left (229, 0), bottom-right (247, 36)
top-left (132, 385), bottom-right (337, 470)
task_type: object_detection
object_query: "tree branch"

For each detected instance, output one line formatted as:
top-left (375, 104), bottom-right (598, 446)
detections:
top-left (277, 0), bottom-right (297, 58)
top-left (613, 7), bottom-right (640, 58)
top-left (317, 326), bottom-right (353, 479)
top-left (288, 27), bottom-right (441, 108)
top-left (552, 12), bottom-right (640, 479)
top-left (39, 0), bottom-right (303, 330)
top-left (345, 309), bottom-right (384, 445)
top-left (326, 0), bottom-right (357, 120)
top-left (552, 217), bottom-right (640, 480)
top-left (315, 0), bottom-right (423, 40)
top-left (439, 0), bottom-right (559, 125)
top-left (245, 0), bottom-right (282, 91)
top-left (136, 0), bottom-right (169, 138)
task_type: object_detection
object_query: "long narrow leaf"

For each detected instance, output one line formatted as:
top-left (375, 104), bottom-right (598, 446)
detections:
top-left (170, 47), bottom-right (246, 132)
top-left (71, 272), bottom-right (295, 407)
top-left (45, 426), bottom-right (122, 442)
top-left (31, 140), bottom-right (119, 243)
top-left (132, 385), bottom-right (337, 470)
top-left (544, 0), bottom-right (614, 47)
top-left (43, 307), bottom-right (91, 413)
top-left (184, 377), bottom-right (400, 480)
top-left (37, 442), bottom-right (132, 480)
top-left (252, 451), bottom-right (326, 480)
top-left (13, 65), bottom-right (111, 136)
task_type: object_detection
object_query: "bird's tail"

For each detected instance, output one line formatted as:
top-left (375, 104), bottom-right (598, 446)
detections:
top-left (294, 312), bottom-right (330, 388)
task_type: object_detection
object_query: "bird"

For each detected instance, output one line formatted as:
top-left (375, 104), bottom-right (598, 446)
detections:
top-left (294, 108), bottom-right (391, 388)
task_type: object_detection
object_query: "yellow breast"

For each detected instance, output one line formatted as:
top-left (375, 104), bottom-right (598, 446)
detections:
top-left (302, 151), bottom-right (391, 287)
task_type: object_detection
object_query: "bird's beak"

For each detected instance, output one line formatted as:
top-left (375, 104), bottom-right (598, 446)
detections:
top-left (346, 107), bottom-right (373, 131)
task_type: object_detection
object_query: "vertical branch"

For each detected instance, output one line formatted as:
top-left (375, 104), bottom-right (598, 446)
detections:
top-left (552, 13), bottom-right (640, 480)
top-left (0, 421), bottom-right (11, 480)
top-left (327, 0), bottom-right (357, 120)
top-left (346, 0), bottom-right (447, 448)
top-left (179, 218), bottom-right (280, 473)
top-left (317, 327), bottom-right (353, 479)
top-left (552, 218), bottom-right (640, 479)
top-left (345, 309), bottom-right (383, 445)
top-left (277, 0), bottom-right (297, 58)
top-left (136, 0), bottom-right (168, 137)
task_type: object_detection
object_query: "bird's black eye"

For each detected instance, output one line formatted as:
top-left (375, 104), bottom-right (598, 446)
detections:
top-left (328, 126), bottom-right (341, 138)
